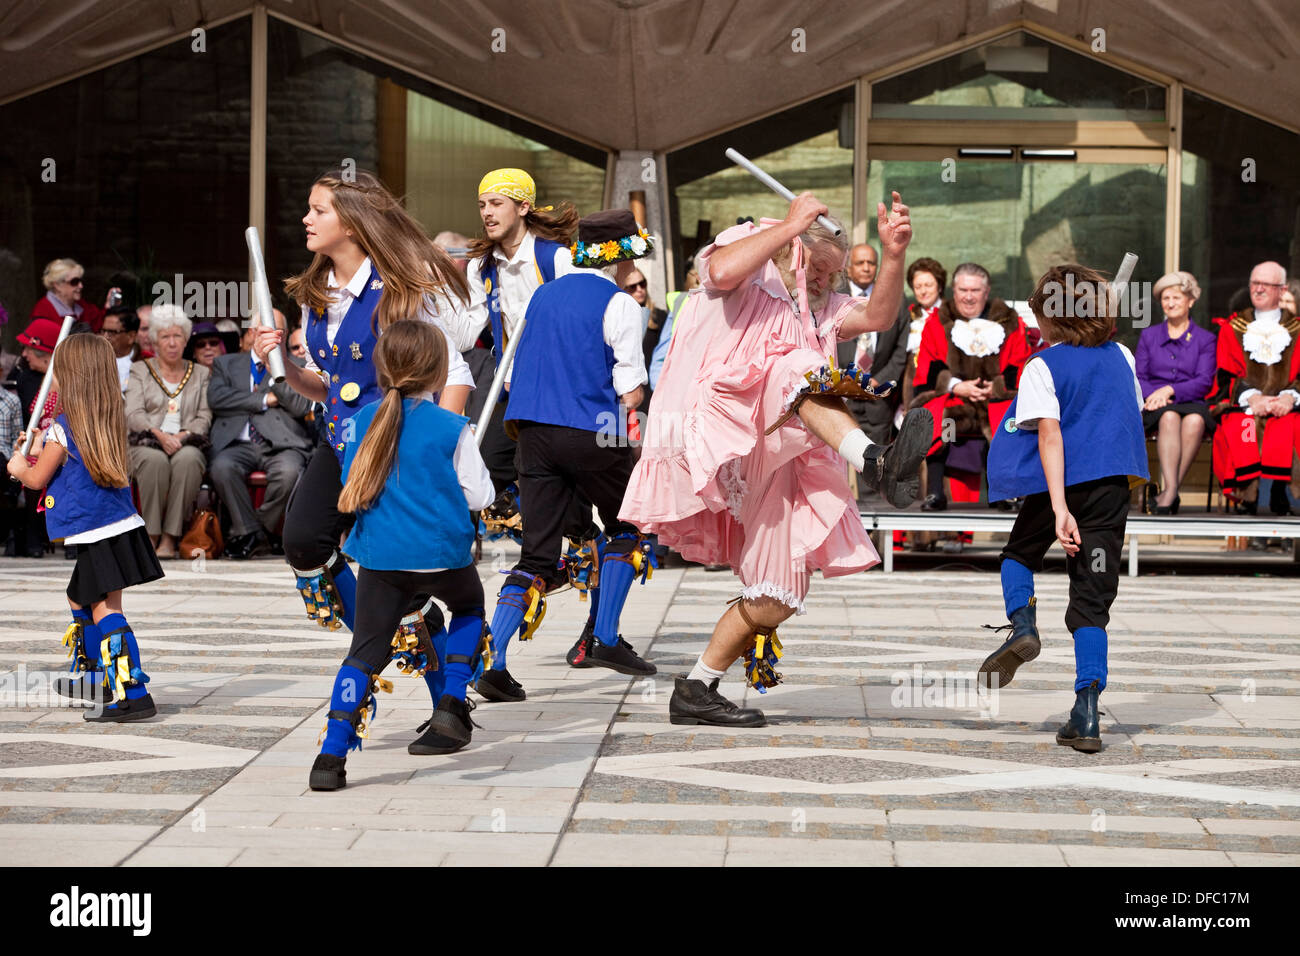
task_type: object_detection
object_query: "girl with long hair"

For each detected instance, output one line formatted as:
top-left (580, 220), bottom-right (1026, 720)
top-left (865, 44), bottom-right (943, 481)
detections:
top-left (310, 321), bottom-right (494, 791)
top-left (254, 169), bottom-right (477, 713)
top-left (7, 335), bottom-right (163, 722)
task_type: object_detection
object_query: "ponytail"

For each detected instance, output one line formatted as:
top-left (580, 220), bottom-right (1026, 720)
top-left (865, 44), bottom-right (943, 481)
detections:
top-left (338, 389), bottom-right (403, 514)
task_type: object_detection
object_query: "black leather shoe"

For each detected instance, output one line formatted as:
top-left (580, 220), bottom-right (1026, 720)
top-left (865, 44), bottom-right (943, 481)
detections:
top-left (669, 676), bottom-right (766, 727)
top-left (978, 600), bottom-right (1041, 690)
top-left (84, 693), bottom-right (157, 723)
top-left (859, 409), bottom-right (931, 509)
top-left (589, 637), bottom-right (656, 676)
top-left (920, 493), bottom-right (947, 512)
top-left (1056, 680), bottom-right (1102, 752)
top-left (268, 533), bottom-right (284, 556)
top-left (475, 667), bottom-right (526, 702)
top-left (309, 753), bottom-right (347, 791)
top-left (408, 695), bottom-right (475, 755)
top-left (226, 531), bottom-right (268, 560)
top-left (566, 621), bottom-right (597, 668)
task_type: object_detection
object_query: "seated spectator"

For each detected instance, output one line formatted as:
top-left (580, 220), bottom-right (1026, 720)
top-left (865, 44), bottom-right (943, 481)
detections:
top-left (903, 258), bottom-right (947, 413)
top-left (0, 386), bottom-right (23, 555)
top-left (185, 322), bottom-right (227, 368)
top-left (31, 258), bottom-right (106, 332)
top-left (208, 309), bottom-right (313, 558)
top-left (1136, 271), bottom-right (1217, 513)
top-left (911, 262), bottom-right (1029, 512)
top-left (1281, 280), bottom-right (1299, 316)
top-left (99, 305), bottom-right (141, 393)
top-left (136, 305), bottom-right (155, 358)
top-left (835, 265), bottom-right (910, 446)
top-left (215, 318), bottom-right (243, 354)
top-left (125, 304), bottom-right (212, 558)
top-left (288, 325), bottom-right (308, 359)
top-left (1210, 260), bottom-right (1299, 515)
top-left (3, 319), bottom-right (62, 556)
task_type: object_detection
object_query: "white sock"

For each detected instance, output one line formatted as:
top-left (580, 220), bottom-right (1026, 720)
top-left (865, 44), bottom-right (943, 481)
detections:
top-left (837, 429), bottom-right (874, 472)
top-left (688, 656), bottom-right (728, 683)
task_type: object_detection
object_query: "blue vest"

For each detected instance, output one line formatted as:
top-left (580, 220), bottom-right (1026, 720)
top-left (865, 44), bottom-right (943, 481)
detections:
top-left (341, 398), bottom-right (476, 571)
top-left (44, 414), bottom-right (138, 540)
top-left (988, 343), bottom-right (1149, 501)
top-left (305, 272), bottom-right (385, 464)
top-left (506, 273), bottom-right (621, 435)
top-left (479, 236), bottom-right (564, 358)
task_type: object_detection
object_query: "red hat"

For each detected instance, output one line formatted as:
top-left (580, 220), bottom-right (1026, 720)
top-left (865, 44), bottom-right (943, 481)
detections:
top-left (18, 318), bottom-right (61, 353)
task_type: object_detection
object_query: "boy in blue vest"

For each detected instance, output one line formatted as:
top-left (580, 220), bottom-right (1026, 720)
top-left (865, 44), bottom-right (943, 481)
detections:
top-left (478, 208), bottom-right (657, 700)
top-left (980, 263), bottom-right (1148, 752)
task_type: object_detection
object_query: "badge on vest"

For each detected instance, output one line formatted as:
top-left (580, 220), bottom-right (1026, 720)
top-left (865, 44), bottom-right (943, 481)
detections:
top-left (331, 343), bottom-right (338, 357)
top-left (44, 495), bottom-right (54, 509)
top-left (1004, 418), bottom-right (1018, 433)
top-left (350, 342), bottom-right (362, 360)
top-left (340, 382), bottom-right (361, 402)
top-left (370, 279), bottom-right (383, 291)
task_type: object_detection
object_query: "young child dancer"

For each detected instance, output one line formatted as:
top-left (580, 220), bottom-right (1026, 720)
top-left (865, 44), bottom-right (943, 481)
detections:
top-left (254, 169), bottom-right (476, 720)
top-left (980, 264), bottom-right (1148, 753)
top-left (6, 335), bottom-right (163, 721)
top-left (309, 320), bottom-right (494, 791)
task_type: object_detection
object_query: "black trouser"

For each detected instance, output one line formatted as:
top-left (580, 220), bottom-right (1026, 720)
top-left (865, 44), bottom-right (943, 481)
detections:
top-left (347, 564), bottom-right (484, 672)
top-left (481, 400), bottom-right (519, 496)
top-left (513, 423), bottom-right (637, 581)
top-left (1000, 476), bottom-right (1130, 632)
top-left (282, 443), bottom-right (353, 571)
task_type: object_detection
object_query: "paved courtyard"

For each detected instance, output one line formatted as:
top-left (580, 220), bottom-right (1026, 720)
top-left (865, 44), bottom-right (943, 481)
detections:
top-left (1, 551), bottom-right (1297, 867)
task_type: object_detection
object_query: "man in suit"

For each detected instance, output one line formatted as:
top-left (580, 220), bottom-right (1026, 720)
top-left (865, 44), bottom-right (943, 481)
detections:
top-left (836, 250), bottom-right (910, 445)
top-left (208, 309), bottom-right (314, 559)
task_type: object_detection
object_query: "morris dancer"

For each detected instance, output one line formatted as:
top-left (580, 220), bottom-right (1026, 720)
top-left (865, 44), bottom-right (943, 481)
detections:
top-left (253, 169), bottom-right (475, 727)
top-left (980, 264), bottom-right (1147, 753)
top-left (621, 192), bottom-right (932, 727)
top-left (478, 209), bottom-right (657, 702)
top-left (310, 322), bottom-right (494, 790)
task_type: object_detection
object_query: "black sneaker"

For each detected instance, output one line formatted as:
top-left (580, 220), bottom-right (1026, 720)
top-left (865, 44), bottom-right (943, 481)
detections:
top-left (861, 408), bottom-right (932, 509)
top-left (669, 676), bottom-right (765, 727)
top-left (408, 695), bottom-right (476, 755)
top-left (309, 753), bottom-right (347, 791)
top-left (588, 637), bottom-right (656, 676)
top-left (475, 667), bottom-right (526, 703)
top-left (566, 621), bottom-right (597, 668)
top-left (84, 693), bottom-right (157, 723)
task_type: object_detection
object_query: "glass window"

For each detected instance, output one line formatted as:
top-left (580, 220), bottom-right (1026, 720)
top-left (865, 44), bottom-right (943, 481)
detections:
top-left (0, 19), bottom-right (251, 338)
top-left (667, 87), bottom-right (854, 282)
top-left (873, 32), bottom-right (1165, 123)
top-left (1179, 90), bottom-right (1300, 322)
top-left (866, 158), bottom-right (1166, 346)
top-left (266, 19), bottom-right (606, 291)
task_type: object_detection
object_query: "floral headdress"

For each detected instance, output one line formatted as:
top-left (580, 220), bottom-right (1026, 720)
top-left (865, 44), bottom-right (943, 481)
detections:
top-left (569, 208), bottom-right (655, 267)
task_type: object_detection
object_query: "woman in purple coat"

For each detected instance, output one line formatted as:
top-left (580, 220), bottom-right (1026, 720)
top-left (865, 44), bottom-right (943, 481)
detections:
top-left (1135, 271), bottom-right (1217, 513)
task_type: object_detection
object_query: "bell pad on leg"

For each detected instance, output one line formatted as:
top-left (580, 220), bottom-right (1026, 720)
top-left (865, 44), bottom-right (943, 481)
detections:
top-left (62, 621), bottom-right (94, 676)
top-left (730, 597), bottom-right (784, 694)
top-left (391, 608), bottom-right (435, 677)
top-left (98, 627), bottom-right (150, 703)
top-left (496, 572), bottom-right (548, 642)
top-left (294, 558), bottom-right (346, 630)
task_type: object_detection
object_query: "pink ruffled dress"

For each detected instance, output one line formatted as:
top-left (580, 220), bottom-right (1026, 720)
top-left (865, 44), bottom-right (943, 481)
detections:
top-left (619, 221), bottom-right (880, 612)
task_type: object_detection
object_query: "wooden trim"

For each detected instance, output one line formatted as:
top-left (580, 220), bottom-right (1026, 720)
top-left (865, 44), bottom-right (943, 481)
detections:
top-left (867, 119), bottom-right (1168, 148)
top-left (249, 5), bottom-right (267, 286)
top-left (375, 79), bottom-right (407, 200)
top-left (852, 78), bottom-right (870, 245)
top-left (1166, 81), bottom-right (1184, 273)
top-left (660, 81), bottom-right (857, 155)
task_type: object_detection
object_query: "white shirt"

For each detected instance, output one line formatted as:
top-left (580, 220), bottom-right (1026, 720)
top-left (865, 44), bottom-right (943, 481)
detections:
top-left (595, 275), bottom-right (651, 396)
top-left (1237, 308), bottom-right (1300, 407)
top-left (1014, 343), bottom-right (1142, 429)
top-left (239, 359), bottom-right (270, 444)
top-left (46, 422), bottom-right (146, 544)
top-left (115, 355), bottom-right (132, 393)
top-left (299, 257), bottom-right (474, 392)
top-left (459, 232), bottom-right (582, 381)
top-left (159, 374), bottom-right (183, 433)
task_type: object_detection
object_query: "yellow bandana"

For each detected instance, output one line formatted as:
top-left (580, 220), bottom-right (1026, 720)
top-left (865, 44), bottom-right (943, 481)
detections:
top-left (478, 168), bottom-right (537, 206)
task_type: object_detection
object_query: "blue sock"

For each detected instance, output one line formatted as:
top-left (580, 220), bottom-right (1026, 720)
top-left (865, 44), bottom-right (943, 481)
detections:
top-left (333, 562), bottom-right (357, 632)
top-left (1000, 558), bottom-right (1034, 617)
top-left (488, 583), bottom-right (528, 670)
top-left (586, 584), bottom-right (600, 627)
top-left (593, 551), bottom-right (637, 647)
top-left (442, 614), bottom-right (487, 701)
top-left (1073, 627), bottom-right (1108, 692)
top-left (321, 663), bottom-right (370, 757)
top-left (97, 613), bottom-right (148, 701)
top-left (423, 624), bottom-right (448, 703)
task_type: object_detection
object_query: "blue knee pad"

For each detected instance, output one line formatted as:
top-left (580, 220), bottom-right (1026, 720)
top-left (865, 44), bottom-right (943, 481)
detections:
top-left (442, 613), bottom-right (489, 702)
top-left (96, 613), bottom-right (149, 702)
top-left (1001, 558), bottom-right (1035, 618)
top-left (1072, 627), bottom-right (1108, 692)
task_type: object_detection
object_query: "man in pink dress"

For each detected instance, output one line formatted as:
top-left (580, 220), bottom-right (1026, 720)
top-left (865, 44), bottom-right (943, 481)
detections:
top-left (620, 191), bottom-right (931, 726)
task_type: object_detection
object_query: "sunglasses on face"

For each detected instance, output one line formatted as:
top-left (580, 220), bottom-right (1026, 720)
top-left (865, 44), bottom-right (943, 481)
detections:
top-left (65, 276), bottom-right (83, 286)
top-left (98, 327), bottom-right (125, 336)
top-left (623, 279), bottom-right (647, 292)
top-left (194, 338), bottom-right (222, 348)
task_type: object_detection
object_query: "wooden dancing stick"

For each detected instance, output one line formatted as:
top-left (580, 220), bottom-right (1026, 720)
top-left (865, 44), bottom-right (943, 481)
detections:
top-left (725, 148), bottom-right (842, 236)
top-left (20, 315), bottom-right (75, 456)
top-left (245, 226), bottom-right (287, 383)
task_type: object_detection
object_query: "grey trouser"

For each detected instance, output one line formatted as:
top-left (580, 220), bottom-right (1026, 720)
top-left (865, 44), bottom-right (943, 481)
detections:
top-left (209, 441), bottom-right (307, 537)
top-left (128, 444), bottom-right (207, 537)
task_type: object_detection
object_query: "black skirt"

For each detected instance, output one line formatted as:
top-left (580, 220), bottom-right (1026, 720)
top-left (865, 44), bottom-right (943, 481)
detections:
top-left (66, 526), bottom-right (165, 606)
top-left (1142, 401), bottom-right (1214, 435)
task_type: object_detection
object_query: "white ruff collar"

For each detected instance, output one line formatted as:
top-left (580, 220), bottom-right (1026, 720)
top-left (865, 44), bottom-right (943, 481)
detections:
top-left (951, 317), bottom-right (1005, 358)
top-left (1243, 320), bottom-right (1291, 366)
